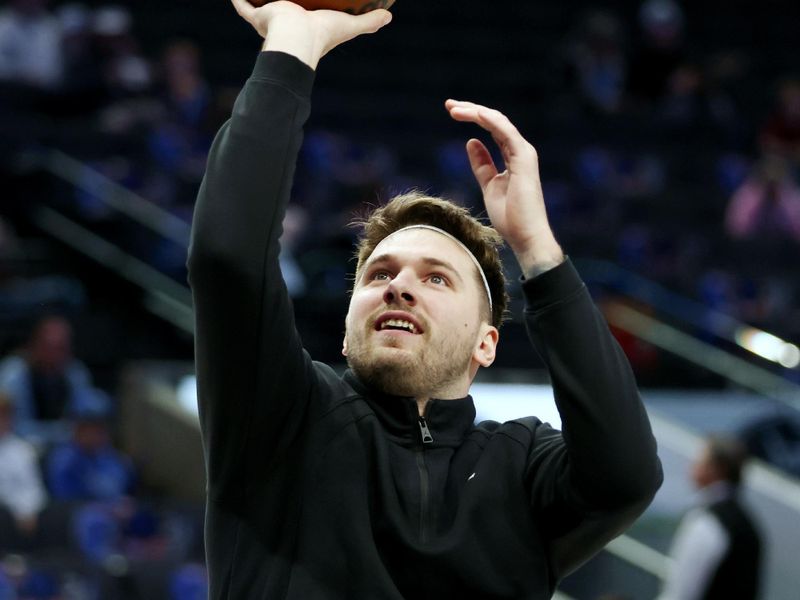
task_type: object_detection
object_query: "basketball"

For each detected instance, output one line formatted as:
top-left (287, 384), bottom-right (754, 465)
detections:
top-left (248, 0), bottom-right (395, 13)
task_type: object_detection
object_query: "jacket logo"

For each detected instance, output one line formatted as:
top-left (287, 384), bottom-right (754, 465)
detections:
top-left (468, 473), bottom-right (476, 481)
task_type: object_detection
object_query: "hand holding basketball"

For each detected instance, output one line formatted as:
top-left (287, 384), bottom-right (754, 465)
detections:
top-left (248, 0), bottom-right (396, 14)
top-left (230, 0), bottom-right (392, 69)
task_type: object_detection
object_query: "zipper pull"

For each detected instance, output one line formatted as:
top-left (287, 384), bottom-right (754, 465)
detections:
top-left (418, 417), bottom-right (434, 445)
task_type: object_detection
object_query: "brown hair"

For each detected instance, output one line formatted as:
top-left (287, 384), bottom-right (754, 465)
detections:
top-left (352, 191), bottom-right (508, 327)
top-left (706, 434), bottom-right (749, 486)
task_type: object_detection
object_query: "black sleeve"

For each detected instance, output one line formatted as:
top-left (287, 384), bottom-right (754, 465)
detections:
top-left (187, 52), bottom-right (317, 505)
top-left (521, 259), bottom-right (663, 578)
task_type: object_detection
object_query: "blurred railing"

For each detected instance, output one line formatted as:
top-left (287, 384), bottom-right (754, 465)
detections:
top-left (28, 148), bottom-right (195, 333)
top-left (44, 149), bottom-right (191, 247)
top-left (577, 259), bottom-right (800, 411)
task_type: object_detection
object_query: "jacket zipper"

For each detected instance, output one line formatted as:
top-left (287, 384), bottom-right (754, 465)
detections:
top-left (417, 417), bottom-right (433, 543)
top-left (418, 416), bottom-right (434, 445)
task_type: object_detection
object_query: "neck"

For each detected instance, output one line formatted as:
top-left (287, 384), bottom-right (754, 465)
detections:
top-left (417, 377), bottom-right (473, 416)
top-left (416, 398), bottom-right (429, 417)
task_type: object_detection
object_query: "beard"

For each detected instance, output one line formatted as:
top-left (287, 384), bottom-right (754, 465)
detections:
top-left (345, 325), bottom-right (477, 399)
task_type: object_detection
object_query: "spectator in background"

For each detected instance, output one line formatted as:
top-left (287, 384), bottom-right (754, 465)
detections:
top-left (46, 388), bottom-right (134, 502)
top-left (659, 435), bottom-right (762, 600)
top-left (56, 3), bottom-right (105, 112)
top-left (0, 391), bottom-right (48, 549)
top-left (629, 0), bottom-right (686, 105)
top-left (0, 0), bottom-right (63, 89)
top-left (566, 10), bottom-right (628, 114)
top-left (0, 315), bottom-right (93, 446)
top-left (92, 5), bottom-right (152, 99)
top-left (759, 78), bottom-right (800, 164)
top-left (145, 39), bottom-right (212, 212)
top-left (725, 155), bottom-right (800, 242)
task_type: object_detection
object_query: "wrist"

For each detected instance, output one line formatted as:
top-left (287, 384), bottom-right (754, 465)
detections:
top-left (513, 236), bottom-right (565, 279)
top-left (261, 17), bottom-right (322, 70)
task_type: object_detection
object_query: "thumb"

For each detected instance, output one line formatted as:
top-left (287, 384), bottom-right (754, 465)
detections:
top-left (342, 8), bottom-right (393, 35)
top-left (320, 8), bottom-right (392, 55)
top-left (466, 138), bottom-right (498, 192)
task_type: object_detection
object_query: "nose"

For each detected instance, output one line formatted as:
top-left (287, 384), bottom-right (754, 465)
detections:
top-left (382, 271), bottom-right (416, 306)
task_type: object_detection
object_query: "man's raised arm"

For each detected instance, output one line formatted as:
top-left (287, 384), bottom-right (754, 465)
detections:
top-left (187, 1), bottom-right (391, 503)
top-left (448, 100), bottom-right (663, 578)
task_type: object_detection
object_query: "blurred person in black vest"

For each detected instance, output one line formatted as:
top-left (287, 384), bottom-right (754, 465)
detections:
top-left (659, 435), bottom-right (762, 600)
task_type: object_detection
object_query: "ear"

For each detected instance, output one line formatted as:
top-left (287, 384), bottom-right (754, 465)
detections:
top-left (473, 324), bottom-right (498, 368)
top-left (341, 335), bottom-right (349, 357)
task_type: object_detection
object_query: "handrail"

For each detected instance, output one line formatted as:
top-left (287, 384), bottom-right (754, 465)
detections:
top-left (32, 206), bottom-right (194, 334)
top-left (577, 258), bottom-right (800, 370)
top-left (39, 149), bottom-right (192, 247)
top-left (605, 534), bottom-right (671, 580)
top-left (605, 302), bottom-right (800, 410)
top-left (576, 258), bottom-right (743, 336)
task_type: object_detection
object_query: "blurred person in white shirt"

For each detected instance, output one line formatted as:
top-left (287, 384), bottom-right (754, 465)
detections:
top-left (659, 435), bottom-right (762, 600)
top-left (0, 391), bottom-right (47, 548)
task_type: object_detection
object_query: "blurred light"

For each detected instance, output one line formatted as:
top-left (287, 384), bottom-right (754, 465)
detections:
top-left (735, 327), bottom-right (800, 369)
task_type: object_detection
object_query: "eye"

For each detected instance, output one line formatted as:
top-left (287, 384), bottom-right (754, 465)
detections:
top-left (370, 270), bottom-right (391, 282)
top-left (428, 274), bottom-right (448, 286)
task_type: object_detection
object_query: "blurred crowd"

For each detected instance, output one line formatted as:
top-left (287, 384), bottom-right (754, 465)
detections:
top-left (2, 0), bottom-right (799, 343)
top-left (0, 315), bottom-right (206, 599)
top-left (561, 1), bottom-right (800, 343)
top-left (1, 0), bottom-right (800, 594)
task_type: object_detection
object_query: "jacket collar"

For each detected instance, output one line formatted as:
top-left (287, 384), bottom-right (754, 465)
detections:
top-left (343, 370), bottom-right (476, 448)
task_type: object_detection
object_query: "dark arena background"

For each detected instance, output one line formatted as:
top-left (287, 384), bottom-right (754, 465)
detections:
top-left (1, 0), bottom-right (799, 597)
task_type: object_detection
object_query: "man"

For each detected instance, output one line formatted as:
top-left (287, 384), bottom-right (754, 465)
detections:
top-left (0, 315), bottom-right (93, 445)
top-left (659, 436), bottom-right (762, 600)
top-left (188, 2), bottom-right (663, 598)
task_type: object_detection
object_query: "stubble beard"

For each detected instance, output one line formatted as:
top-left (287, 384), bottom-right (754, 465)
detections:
top-left (345, 328), bottom-right (476, 399)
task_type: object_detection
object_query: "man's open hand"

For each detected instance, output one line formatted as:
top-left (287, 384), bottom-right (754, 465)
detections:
top-left (231, 0), bottom-right (392, 69)
top-left (446, 100), bottom-right (564, 278)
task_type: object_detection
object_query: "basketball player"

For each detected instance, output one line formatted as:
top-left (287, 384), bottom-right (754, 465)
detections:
top-left (188, 2), bottom-right (663, 597)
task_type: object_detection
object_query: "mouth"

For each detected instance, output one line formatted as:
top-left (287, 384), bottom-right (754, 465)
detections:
top-left (374, 312), bottom-right (424, 335)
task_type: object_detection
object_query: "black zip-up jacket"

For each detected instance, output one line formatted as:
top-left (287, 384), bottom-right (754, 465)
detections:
top-left (188, 51), bottom-right (663, 600)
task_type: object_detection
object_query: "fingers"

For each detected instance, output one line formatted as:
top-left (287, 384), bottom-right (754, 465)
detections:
top-left (465, 138), bottom-right (498, 191)
top-left (446, 99), bottom-right (536, 163)
top-left (231, 0), bottom-right (257, 19)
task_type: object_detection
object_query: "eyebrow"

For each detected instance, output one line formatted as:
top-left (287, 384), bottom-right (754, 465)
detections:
top-left (364, 253), bottom-right (464, 283)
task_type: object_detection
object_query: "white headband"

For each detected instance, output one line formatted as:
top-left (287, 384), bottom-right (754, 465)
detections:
top-left (370, 224), bottom-right (493, 312)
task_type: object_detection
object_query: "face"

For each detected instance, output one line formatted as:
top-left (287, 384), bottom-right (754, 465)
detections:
top-left (690, 445), bottom-right (719, 489)
top-left (343, 229), bottom-right (497, 400)
top-left (29, 317), bottom-right (73, 373)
